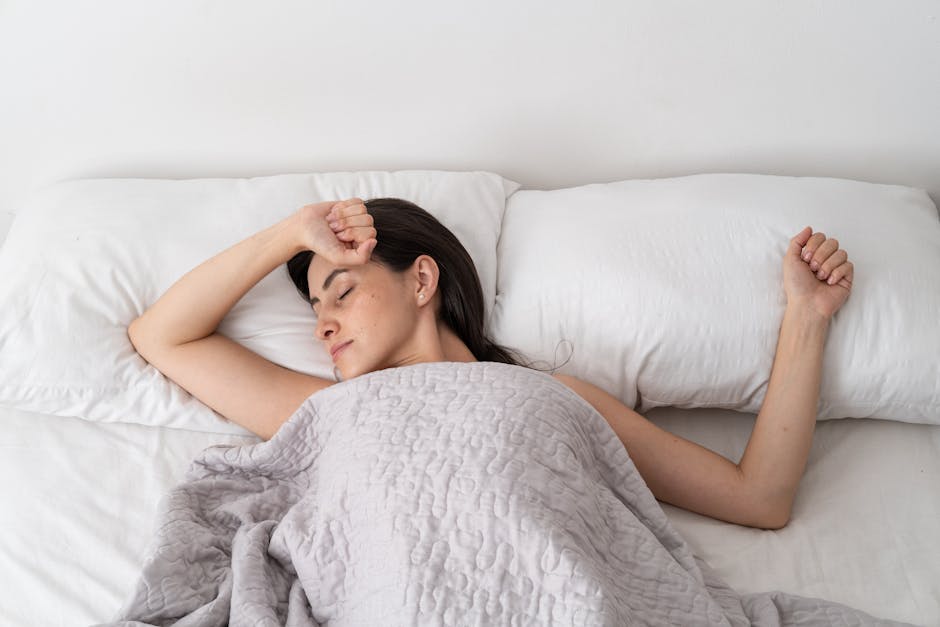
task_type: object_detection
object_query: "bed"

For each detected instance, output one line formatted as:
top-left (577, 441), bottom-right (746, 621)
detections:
top-left (4, 397), bottom-right (939, 625)
top-left (1, 2), bottom-right (938, 626)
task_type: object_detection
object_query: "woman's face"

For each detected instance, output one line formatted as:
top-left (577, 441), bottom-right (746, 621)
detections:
top-left (306, 254), bottom-right (425, 380)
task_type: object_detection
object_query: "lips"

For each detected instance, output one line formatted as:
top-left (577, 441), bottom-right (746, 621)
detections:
top-left (330, 340), bottom-right (352, 360)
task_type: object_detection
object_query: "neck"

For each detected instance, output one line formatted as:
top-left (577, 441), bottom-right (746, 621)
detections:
top-left (439, 322), bottom-right (477, 362)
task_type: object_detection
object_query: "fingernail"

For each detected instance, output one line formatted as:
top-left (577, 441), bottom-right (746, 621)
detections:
top-left (817, 269), bottom-right (826, 279)
top-left (827, 275), bottom-right (836, 285)
top-left (329, 221), bottom-right (339, 230)
top-left (810, 260), bottom-right (819, 271)
top-left (802, 251), bottom-right (811, 261)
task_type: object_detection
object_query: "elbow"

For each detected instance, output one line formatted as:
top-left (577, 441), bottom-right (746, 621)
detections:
top-left (736, 466), bottom-right (795, 530)
top-left (127, 318), bottom-right (139, 348)
top-left (127, 316), bottom-right (160, 360)
top-left (127, 317), bottom-right (145, 351)
top-left (751, 495), bottom-right (793, 530)
top-left (756, 508), bottom-right (791, 530)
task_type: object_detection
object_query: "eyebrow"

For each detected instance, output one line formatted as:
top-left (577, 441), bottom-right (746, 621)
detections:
top-left (309, 268), bottom-right (350, 308)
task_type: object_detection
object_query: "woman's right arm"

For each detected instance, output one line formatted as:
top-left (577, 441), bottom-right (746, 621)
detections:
top-left (127, 201), bottom-right (366, 441)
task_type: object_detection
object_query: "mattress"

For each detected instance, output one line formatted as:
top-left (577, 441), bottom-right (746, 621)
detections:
top-left (1, 402), bottom-right (937, 626)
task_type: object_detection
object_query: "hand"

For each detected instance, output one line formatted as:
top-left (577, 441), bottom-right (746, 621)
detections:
top-left (294, 198), bottom-right (377, 265)
top-left (783, 226), bottom-right (854, 320)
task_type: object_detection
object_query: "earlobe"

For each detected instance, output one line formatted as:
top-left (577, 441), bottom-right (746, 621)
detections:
top-left (413, 255), bottom-right (440, 303)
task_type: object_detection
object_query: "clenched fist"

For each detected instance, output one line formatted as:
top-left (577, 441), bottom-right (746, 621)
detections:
top-left (783, 226), bottom-right (854, 320)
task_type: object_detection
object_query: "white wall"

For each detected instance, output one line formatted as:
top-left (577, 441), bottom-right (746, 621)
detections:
top-left (1, 0), bottom-right (938, 220)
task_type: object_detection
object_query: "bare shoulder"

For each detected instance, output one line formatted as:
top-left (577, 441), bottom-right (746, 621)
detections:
top-left (551, 373), bottom-right (647, 425)
top-left (552, 373), bottom-right (611, 407)
top-left (552, 374), bottom-right (620, 416)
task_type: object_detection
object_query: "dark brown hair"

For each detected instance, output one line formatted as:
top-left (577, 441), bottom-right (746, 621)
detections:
top-left (286, 197), bottom-right (538, 368)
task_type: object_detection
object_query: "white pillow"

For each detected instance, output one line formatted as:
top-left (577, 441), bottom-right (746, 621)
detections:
top-left (490, 173), bottom-right (940, 425)
top-left (0, 170), bottom-right (519, 434)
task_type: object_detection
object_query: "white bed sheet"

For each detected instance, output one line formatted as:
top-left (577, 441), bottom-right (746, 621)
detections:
top-left (647, 408), bottom-right (940, 626)
top-left (0, 403), bottom-right (937, 626)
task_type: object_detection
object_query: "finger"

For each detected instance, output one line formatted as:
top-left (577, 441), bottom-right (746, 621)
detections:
top-left (328, 213), bottom-right (373, 231)
top-left (816, 249), bottom-right (847, 280)
top-left (329, 205), bottom-right (367, 225)
top-left (334, 197), bottom-right (364, 209)
top-left (788, 226), bottom-right (813, 257)
top-left (344, 237), bottom-right (377, 264)
top-left (826, 261), bottom-right (854, 287)
top-left (801, 231), bottom-right (827, 262)
top-left (327, 202), bottom-right (349, 222)
top-left (336, 226), bottom-right (378, 242)
top-left (809, 238), bottom-right (839, 273)
top-left (327, 198), bottom-right (366, 221)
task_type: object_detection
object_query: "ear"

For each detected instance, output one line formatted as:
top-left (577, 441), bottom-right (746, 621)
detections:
top-left (411, 255), bottom-right (440, 306)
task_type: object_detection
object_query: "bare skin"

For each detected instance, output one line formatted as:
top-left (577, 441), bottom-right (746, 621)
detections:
top-left (128, 199), bottom-right (852, 530)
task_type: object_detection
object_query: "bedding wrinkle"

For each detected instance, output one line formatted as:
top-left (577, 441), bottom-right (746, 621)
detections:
top-left (880, 491), bottom-right (926, 623)
top-left (0, 267), bottom-right (46, 345)
top-left (2, 395), bottom-right (934, 624)
top-left (96, 362), bottom-right (916, 626)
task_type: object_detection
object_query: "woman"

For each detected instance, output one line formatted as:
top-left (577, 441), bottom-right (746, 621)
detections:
top-left (127, 196), bottom-right (853, 531)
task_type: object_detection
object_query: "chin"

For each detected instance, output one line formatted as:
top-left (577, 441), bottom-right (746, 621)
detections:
top-left (341, 357), bottom-right (387, 380)
top-left (335, 345), bottom-right (391, 380)
top-left (335, 360), bottom-right (364, 381)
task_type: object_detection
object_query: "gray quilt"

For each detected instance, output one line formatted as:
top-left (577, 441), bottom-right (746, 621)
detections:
top-left (98, 361), bottom-right (913, 626)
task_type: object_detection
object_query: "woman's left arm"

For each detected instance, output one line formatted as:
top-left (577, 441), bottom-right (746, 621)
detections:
top-left (735, 303), bottom-right (829, 527)
top-left (559, 226), bottom-right (853, 530)
top-left (739, 225), bottom-right (854, 525)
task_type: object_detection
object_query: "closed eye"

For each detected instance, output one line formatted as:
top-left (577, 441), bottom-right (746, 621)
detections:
top-left (311, 287), bottom-right (353, 314)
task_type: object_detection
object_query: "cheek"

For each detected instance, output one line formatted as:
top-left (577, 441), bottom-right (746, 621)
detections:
top-left (353, 290), bottom-right (390, 334)
top-left (360, 289), bottom-right (412, 334)
top-left (364, 291), bottom-right (382, 324)
top-left (371, 296), bottom-right (383, 332)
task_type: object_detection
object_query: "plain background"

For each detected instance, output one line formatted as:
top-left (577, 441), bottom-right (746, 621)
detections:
top-left (1, 0), bottom-right (938, 241)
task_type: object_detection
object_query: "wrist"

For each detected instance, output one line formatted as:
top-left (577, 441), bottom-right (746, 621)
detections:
top-left (267, 212), bottom-right (308, 258)
top-left (784, 301), bottom-right (831, 329)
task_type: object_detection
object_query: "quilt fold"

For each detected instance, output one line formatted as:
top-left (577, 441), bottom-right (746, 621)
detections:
top-left (97, 361), bottom-right (912, 626)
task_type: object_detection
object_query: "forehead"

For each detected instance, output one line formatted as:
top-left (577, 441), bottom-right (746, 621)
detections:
top-left (308, 256), bottom-right (348, 292)
top-left (307, 256), bottom-right (386, 299)
top-left (307, 254), bottom-right (339, 281)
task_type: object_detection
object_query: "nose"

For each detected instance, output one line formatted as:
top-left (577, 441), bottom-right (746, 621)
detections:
top-left (314, 313), bottom-right (339, 341)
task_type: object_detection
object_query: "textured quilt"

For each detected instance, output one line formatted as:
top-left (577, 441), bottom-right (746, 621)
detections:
top-left (98, 361), bottom-right (912, 626)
